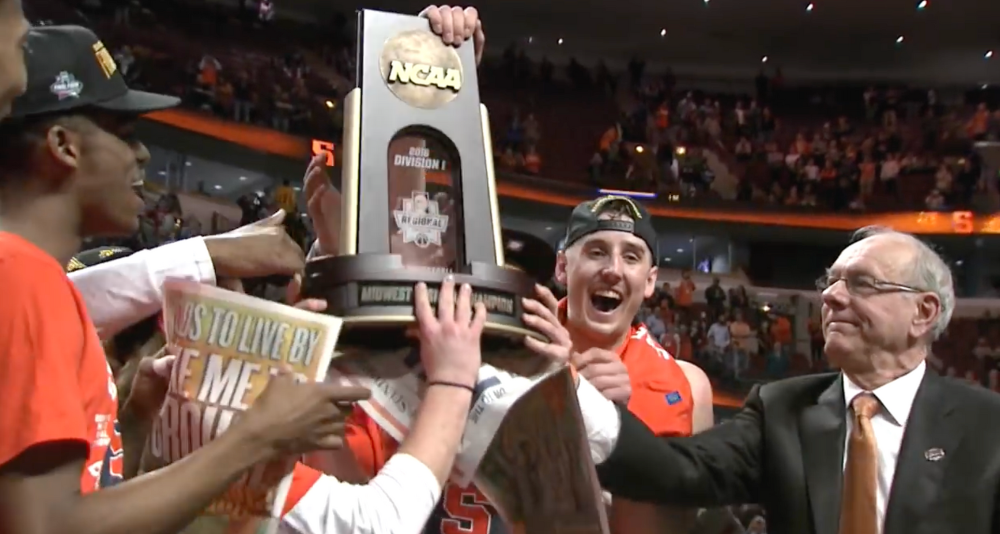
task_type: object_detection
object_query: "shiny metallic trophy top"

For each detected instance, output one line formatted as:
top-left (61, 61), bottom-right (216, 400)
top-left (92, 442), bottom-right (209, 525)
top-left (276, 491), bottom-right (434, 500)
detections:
top-left (302, 9), bottom-right (544, 353)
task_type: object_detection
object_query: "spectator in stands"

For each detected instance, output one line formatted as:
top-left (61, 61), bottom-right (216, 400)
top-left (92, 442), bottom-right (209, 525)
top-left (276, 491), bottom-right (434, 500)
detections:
top-left (767, 311), bottom-right (792, 375)
top-left (728, 310), bottom-right (752, 380)
top-left (706, 315), bottom-right (731, 368)
top-left (925, 188), bottom-right (946, 210)
top-left (704, 277), bottom-right (726, 321)
top-left (523, 144), bottom-right (542, 175)
top-left (675, 271), bottom-right (696, 323)
top-left (0, 0), bottom-right (28, 119)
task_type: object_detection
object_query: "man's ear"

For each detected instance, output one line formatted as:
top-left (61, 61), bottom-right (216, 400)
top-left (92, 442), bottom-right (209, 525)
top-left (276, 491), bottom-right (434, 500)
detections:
top-left (644, 265), bottom-right (658, 299)
top-left (43, 123), bottom-right (82, 172)
top-left (555, 250), bottom-right (568, 286)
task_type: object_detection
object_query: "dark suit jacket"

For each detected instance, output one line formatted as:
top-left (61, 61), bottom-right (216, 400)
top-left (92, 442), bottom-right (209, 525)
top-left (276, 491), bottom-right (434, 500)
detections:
top-left (596, 370), bottom-right (1000, 534)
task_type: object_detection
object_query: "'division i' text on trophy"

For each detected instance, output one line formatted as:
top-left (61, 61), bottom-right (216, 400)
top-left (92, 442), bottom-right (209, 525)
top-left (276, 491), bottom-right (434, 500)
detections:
top-left (302, 9), bottom-right (545, 358)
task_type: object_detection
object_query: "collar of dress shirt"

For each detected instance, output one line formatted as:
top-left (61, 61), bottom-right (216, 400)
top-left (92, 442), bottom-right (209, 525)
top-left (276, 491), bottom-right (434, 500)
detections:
top-left (842, 360), bottom-right (926, 427)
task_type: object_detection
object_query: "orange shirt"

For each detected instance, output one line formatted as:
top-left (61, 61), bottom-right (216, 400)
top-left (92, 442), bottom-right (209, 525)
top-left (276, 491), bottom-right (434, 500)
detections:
top-left (675, 279), bottom-right (695, 307)
top-left (523, 152), bottom-right (541, 174)
top-left (771, 315), bottom-right (792, 344)
top-left (0, 233), bottom-right (123, 493)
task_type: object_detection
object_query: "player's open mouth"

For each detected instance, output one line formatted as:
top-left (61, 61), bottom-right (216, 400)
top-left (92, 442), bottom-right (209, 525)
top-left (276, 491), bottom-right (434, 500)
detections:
top-left (590, 289), bottom-right (623, 313)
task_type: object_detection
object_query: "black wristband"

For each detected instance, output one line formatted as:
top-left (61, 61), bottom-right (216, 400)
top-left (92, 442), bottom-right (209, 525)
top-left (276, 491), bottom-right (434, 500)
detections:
top-left (427, 380), bottom-right (476, 393)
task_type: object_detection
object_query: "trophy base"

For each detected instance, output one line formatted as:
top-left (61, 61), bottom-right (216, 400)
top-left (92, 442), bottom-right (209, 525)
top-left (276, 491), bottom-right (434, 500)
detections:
top-left (302, 254), bottom-right (547, 358)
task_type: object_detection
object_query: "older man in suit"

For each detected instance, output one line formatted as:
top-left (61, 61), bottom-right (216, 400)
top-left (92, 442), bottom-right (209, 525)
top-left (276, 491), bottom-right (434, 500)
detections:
top-left (577, 226), bottom-right (1000, 534)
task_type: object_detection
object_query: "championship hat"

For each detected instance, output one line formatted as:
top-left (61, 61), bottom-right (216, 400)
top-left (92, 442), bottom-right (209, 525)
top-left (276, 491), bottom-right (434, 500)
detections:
top-left (502, 228), bottom-right (556, 283)
top-left (67, 245), bottom-right (135, 272)
top-left (563, 195), bottom-right (658, 257)
top-left (9, 25), bottom-right (180, 119)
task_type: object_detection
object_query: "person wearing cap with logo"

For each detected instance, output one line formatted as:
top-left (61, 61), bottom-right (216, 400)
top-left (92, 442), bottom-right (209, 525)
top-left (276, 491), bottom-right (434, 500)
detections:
top-left (0, 25), bottom-right (373, 534)
top-left (546, 194), bottom-right (714, 534)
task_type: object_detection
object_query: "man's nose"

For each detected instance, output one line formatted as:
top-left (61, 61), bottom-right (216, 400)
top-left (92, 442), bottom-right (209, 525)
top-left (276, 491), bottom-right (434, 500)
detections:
top-left (132, 141), bottom-right (150, 166)
top-left (821, 280), bottom-right (850, 308)
top-left (600, 256), bottom-right (625, 281)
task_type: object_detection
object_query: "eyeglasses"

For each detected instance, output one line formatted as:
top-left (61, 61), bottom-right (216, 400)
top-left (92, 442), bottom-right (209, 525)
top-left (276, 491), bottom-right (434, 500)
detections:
top-left (816, 273), bottom-right (924, 296)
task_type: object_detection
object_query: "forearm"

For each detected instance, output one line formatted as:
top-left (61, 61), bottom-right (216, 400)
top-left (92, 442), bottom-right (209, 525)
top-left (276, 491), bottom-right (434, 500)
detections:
top-left (117, 407), bottom-right (152, 480)
top-left (398, 384), bottom-right (472, 484)
top-left (66, 427), bottom-right (270, 534)
top-left (70, 237), bottom-right (215, 339)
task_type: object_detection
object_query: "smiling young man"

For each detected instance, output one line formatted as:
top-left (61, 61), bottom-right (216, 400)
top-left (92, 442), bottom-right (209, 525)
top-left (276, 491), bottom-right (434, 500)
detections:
top-left (555, 195), bottom-right (714, 534)
top-left (0, 25), bottom-right (370, 534)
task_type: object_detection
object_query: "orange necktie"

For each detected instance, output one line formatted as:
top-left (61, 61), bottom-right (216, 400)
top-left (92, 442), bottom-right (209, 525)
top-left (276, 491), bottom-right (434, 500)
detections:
top-left (839, 392), bottom-right (880, 534)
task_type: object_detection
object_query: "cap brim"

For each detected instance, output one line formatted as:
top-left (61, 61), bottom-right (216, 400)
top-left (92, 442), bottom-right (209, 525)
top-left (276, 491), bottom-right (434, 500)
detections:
top-left (93, 88), bottom-right (180, 114)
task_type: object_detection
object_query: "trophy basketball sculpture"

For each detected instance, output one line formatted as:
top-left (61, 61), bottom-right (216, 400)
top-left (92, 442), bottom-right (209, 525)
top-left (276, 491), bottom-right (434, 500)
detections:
top-left (302, 9), bottom-right (544, 353)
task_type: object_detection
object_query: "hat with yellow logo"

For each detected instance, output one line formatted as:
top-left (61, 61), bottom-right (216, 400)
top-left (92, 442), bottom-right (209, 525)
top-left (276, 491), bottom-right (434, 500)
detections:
top-left (563, 195), bottom-right (658, 257)
top-left (66, 246), bottom-right (135, 273)
top-left (9, 25), bottom-right (179, 119)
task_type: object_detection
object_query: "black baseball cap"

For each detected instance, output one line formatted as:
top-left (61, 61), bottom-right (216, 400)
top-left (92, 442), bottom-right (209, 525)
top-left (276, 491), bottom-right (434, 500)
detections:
top-left (9, 25), bottom-right (179, 119)
top-left (563, 195), bottom-right (658, 258)
top-left (502, 228), bottom-right (556, 283)
top-left (67, 246), bottom-right (135, 273)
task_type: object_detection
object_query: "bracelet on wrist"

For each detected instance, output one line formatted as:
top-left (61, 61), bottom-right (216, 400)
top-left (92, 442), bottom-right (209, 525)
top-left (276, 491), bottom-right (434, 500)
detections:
top-left (427, 380), bottom-right (476, 393)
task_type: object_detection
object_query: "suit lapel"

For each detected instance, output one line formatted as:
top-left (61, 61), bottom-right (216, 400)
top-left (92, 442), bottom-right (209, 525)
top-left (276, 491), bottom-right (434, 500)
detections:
top-left (882, 371), bottom-right (961, 534)
top-left (800, 375), bottom-right (847, 534)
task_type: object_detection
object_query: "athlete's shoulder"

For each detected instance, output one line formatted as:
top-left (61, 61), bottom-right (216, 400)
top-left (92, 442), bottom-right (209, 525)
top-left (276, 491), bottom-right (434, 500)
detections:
top-left (626, 324), bottom-right (674, 361)
top-left (0, 233), bottom-right (66, 281)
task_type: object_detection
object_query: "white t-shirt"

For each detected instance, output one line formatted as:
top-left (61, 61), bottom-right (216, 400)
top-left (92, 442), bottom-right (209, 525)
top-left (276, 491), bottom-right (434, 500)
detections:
top-left (707, 322), bottom-right (731, 349)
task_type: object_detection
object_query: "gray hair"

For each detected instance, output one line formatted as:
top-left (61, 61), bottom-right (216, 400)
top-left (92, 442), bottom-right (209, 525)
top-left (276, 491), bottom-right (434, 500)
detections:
top-left (850, 226), bottom-right (955, 340)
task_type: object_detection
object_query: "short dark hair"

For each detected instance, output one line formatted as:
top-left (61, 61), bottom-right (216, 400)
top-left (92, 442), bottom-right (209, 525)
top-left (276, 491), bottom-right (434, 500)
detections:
top-left (0, 112), bottom-right (95, 177)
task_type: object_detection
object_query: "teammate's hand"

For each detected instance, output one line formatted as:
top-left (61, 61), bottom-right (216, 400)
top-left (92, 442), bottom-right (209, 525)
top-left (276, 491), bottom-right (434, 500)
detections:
top-left (237, 371), bottom-right (371, 456)
top-left (204, 210), bottom-right (305, 279)
top-left (573, 348), bottom-right (632, 404)
top-left (420, 5), bottom-right (485, 65)
top-left (121, 349), bottom-right (175, 421)
top-left (414, 277), bottom-right (486, 387)
top-left (285, 273), bottom-right (328, 312)
top-left (522, 285), bottom-right (572, 366)
top-left (303, 153), bottom-right (342, 257)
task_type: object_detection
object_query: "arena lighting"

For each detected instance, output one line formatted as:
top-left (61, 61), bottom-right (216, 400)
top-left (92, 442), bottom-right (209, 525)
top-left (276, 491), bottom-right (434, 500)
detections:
top-left (213, 184), bottom-right (222, 190)
top-left (660, 28), bottom-right (667, 37)
top-left (896, 35), bottom-right (905, 44)
top-left (676, 248), bottom-right (684, 253)
top-left (527, 36), bottom-right (533, 43)
top-left (324, 100), bottom-right (334, 108)
top-left (557, 37), bottom-right (564, 45)
top-left (675, 146), bottom-right (687, 155)
top-left (987, 50), bottom-right (994, 59)
top-left (635, 145), bottom-right (645, 153)
top-left (597, 188), bottom-right (657, 200)
top-left (239, 176), bottom-right (247, 181)
top-left (917, 0), bottom-right (928, 9)
top-left (761, 55), bottom-right (769, 63)
top-left (806, 3), bottom-right (814, 12)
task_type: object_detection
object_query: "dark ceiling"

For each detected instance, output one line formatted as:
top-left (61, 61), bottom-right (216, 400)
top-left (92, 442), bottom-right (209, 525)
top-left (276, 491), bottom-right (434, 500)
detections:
top-left (284, 0), bottom-right (1000, 83)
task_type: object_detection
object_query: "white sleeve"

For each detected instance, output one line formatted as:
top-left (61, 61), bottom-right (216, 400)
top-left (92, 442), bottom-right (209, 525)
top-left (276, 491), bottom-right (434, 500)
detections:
top-left (576, 376), bottom-right (621, 465)
top-left (69, 237), bottom-right (216, 339)
top-left (281, 453), bottom-right (442, 534)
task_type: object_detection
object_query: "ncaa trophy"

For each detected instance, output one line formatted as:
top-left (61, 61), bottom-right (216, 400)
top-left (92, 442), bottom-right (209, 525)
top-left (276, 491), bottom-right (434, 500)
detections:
top-left (302, 10), bottom-right (542, 351)
top-left (303, 9), bottom-right (609, 534)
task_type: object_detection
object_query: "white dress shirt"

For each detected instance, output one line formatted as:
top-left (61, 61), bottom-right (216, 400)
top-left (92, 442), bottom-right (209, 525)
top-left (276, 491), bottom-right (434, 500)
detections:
top-left (68, 237), bottom-right (216, 338)
top-left (842, 361), bottom-right (926, 534)
top-left (280, 454), bottom-right (443, 534)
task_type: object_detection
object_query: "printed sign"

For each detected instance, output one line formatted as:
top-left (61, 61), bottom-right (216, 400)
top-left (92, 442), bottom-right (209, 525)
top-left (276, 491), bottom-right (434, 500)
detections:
top-left (143, 280), bottom-right (343, 534)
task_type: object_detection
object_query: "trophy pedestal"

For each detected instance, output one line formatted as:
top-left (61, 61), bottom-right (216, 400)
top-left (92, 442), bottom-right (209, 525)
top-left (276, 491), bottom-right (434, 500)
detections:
top-left (304, 254), bottom-right (549, 373)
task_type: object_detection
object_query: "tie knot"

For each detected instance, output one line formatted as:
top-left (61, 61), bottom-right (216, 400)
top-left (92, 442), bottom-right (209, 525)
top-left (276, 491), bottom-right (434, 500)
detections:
top-left (851, 392), bottom-right (879, 419)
